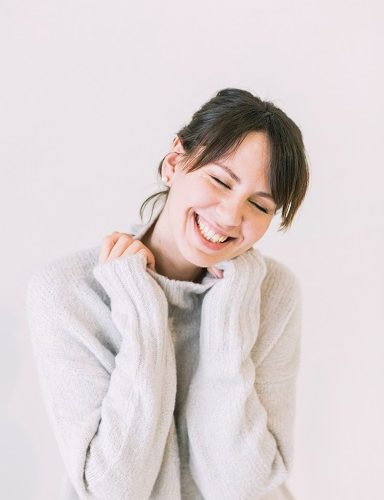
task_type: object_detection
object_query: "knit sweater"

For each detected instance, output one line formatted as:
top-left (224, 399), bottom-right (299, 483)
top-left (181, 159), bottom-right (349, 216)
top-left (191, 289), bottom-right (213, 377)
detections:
top-left (26, 212), bottom-right (302, 500)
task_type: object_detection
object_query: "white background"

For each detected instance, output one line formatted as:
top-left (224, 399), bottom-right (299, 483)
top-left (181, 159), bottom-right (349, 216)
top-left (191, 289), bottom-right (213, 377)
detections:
top-left (1, 1), bottom-right (383, 499)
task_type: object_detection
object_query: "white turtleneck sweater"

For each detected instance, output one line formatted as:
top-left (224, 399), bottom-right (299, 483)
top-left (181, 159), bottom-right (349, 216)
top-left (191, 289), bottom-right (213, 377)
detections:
top-left (26, 212), bottom-right (301, 500)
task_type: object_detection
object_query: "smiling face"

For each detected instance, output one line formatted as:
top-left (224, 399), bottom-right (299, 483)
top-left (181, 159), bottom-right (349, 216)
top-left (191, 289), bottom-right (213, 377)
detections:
top-left (150, 130), bottom-right (276, 278)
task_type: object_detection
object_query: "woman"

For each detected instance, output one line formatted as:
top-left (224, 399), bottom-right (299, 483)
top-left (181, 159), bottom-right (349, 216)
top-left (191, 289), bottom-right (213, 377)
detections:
top-left (26, 88), bottom-right (309, 499)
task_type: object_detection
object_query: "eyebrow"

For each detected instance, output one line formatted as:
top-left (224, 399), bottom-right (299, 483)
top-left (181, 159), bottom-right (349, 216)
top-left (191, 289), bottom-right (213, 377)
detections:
top-left (212, 162), bottom-right (275, 202)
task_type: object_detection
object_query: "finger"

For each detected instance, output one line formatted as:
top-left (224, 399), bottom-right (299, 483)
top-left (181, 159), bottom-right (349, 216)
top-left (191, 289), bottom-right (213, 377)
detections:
top-left (98, 236), bottom-right (116, 265)
top-left (98, 231), bottom-right (124, 264)
top-left (207, 266), bottom-right (224, 279)
top-left (139, 245), bottom-right (156, 271)
top-left (107, 235), bottom-right (138, 262)
top-left (121, 243), bottom-right (156, 271)
top-left (144, 249), bottom-right (156, 271)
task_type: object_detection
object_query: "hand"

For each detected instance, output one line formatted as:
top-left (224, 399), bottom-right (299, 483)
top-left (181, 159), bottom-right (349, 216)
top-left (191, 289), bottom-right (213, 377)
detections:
top-left (207, 266), bottom-right (224, 279)
top-left (98, 231), bottom-right (156, 272)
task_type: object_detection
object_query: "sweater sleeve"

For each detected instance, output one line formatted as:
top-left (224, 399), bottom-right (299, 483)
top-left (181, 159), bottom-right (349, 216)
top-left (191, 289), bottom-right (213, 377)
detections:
top-left (26, 251), bottom-right (180, 500)
top-left (185, 248), bottom-right (301, 499)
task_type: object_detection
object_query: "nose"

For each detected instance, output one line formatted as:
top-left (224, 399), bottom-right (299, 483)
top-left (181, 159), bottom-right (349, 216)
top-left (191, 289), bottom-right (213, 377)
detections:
top-left (215, 198), bottom-right (243, 230)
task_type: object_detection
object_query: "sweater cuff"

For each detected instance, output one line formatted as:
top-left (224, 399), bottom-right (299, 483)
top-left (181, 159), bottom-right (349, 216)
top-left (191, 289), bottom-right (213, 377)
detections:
top-left (197, 248), bottom-right (267, 371)
top-left (214, 246), bottom-right (266, 281)
top-left (92, 252), bottom-right (168, 318)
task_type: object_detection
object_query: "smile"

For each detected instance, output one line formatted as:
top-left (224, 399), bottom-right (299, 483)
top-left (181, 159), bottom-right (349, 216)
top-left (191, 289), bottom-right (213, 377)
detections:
top-left (193, 212), bottom-right (235, 250)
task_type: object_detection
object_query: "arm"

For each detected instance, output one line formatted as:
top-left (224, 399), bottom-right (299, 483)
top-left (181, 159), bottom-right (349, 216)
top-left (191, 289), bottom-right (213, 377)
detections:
top-left (185, 248), bottom-right (301, 499)
top-left (26, 251), bottom-right (181, 500)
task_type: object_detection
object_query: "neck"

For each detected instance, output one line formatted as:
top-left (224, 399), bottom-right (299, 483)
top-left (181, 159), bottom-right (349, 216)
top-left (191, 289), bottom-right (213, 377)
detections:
top-left (141, 211), bottom-right (206, 283)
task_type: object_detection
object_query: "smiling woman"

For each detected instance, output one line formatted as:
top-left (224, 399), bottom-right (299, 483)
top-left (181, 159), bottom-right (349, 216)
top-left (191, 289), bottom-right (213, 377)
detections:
top-left (27, 87), bottom-right (310, 500)
top-left (146, 130), bottom-right (279, 277)
top-left (141, 87), bottom-right (309, 232)
top-left (139, 89), bottom-right (309, 282)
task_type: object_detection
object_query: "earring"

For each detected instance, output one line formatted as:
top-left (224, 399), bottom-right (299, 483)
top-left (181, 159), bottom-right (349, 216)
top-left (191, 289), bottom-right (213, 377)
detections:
top-left (162, 175), bottom-right (170, 184)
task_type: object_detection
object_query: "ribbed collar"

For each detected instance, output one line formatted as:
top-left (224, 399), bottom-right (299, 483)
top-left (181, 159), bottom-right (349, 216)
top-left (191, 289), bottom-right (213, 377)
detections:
top-left (129, 210), bottom-right (218, 307)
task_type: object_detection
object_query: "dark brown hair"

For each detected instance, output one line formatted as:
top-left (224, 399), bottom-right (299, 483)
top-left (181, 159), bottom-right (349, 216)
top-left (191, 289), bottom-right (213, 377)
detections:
top-left (139, 87), bottom-right (310, 232)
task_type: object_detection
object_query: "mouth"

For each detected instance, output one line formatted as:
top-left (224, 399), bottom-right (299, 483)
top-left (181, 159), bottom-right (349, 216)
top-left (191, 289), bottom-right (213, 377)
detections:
top-left (192, 211), bottom-right (235, 250)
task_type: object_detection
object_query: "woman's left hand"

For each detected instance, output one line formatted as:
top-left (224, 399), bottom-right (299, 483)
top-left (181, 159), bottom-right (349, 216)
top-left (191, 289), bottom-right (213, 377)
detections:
top-left (207, 266), bottom-right (224, 279)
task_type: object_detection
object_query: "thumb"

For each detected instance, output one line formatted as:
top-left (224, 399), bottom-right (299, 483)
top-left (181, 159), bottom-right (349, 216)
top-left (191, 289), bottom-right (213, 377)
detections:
top-left (139, 249), bottom-right (156, 272)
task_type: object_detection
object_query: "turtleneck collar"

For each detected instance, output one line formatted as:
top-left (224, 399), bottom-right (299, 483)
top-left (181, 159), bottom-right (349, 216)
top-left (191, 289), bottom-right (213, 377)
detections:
top-left (129, 209), bottom-right (218, 308)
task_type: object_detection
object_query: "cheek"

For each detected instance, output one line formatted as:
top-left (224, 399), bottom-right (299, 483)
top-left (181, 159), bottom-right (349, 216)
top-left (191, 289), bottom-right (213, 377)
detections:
top-left (253, 220), bottom-right (271, 241)
top-left (185, 177), bottom-right (218, 205)
top-left (245, 220), bottom-right (268, 241)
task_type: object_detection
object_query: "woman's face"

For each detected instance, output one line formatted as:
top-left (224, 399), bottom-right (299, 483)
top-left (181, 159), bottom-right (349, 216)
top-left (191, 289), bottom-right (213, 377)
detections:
top-left (161, 130), bottom-right (277, 271)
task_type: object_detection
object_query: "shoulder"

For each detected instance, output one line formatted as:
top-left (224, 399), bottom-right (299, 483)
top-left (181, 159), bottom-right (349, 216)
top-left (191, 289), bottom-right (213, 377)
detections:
top-left (25, 244), bottom-right (125, 365)
top-left (26, 244), bottom-right (107, 311)
top-left (25, 216), bottom-right (152, 311)
top-left (251, 252), bottom-right (303, 376)
top-left (260, 252), bottom-right (302, 313)
top-left (26, 219), bottom-right (144, 296)
top-left (27, 244), bottom-right (100, 287)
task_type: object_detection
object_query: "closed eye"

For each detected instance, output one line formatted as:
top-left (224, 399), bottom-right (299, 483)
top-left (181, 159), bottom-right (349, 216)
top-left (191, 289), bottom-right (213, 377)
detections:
top-left (210, 176), bottom-right (269, 214)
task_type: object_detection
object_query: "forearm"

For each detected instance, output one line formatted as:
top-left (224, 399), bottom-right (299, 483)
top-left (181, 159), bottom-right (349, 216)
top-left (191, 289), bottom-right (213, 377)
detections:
top-left (82, 254), bottom-right (178, 498)
top-left (83, 318), bottom-right (177, 498)
top-left (185, 249), bottom-right (290, 498)
top-left (27, 252), bottom-right (180, 500)
top-left (186, 356), bottom-right (288, 499)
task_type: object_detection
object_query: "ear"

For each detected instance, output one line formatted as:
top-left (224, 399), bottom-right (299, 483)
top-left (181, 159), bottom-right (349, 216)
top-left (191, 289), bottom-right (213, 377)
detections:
top-left (162, 135), bottom-right (186, 181)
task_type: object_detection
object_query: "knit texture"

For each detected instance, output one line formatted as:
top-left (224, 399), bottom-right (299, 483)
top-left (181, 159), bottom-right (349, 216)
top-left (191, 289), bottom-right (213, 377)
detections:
top-left (26, 212), bottom-right (301, 500)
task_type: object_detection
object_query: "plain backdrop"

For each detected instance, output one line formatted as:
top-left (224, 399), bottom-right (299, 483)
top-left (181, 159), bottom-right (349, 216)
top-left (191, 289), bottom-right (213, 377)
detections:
top-left (1, 1), bottom-right (383, 499)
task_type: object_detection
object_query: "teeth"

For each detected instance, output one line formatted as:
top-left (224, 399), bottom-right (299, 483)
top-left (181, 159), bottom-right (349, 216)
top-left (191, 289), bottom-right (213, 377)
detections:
top-left (196, 214), bottom-right (229, 243)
